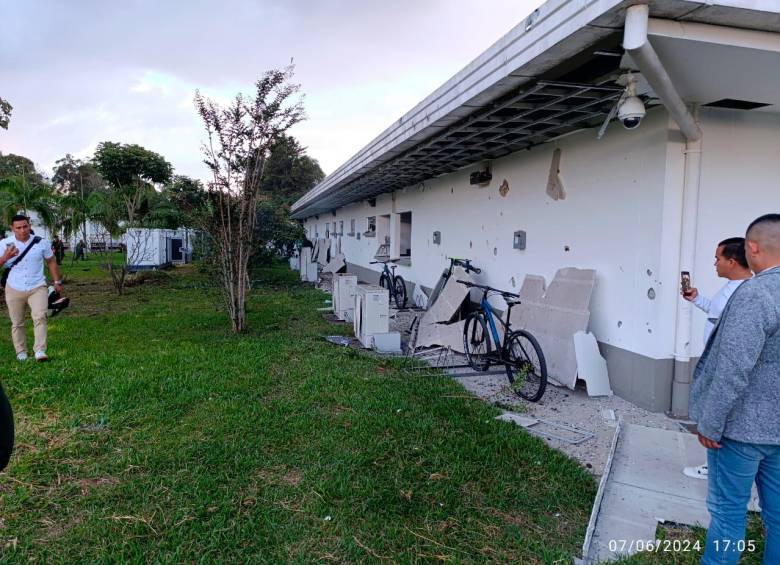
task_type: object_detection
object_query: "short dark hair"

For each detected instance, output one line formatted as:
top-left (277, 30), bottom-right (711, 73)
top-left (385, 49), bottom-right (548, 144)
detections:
top-left (718, 237), bottom-right (748, 268)
top-left (747, 214), bottom-right (780, 236)
top-left (10, 214), bottom-right (30, 225)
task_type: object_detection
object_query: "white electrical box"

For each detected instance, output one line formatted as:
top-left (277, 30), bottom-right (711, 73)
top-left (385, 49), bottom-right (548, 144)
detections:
top-left (289, 255), bottom-right (300, 271)
top-left (353, 284), bottom-right (389, 347)
top-left (305, 261), bottom-right (319, 283)
top-left (299, 248), bottom-right (312, 281)
top-left (333, 274), bottom-right (358, 321)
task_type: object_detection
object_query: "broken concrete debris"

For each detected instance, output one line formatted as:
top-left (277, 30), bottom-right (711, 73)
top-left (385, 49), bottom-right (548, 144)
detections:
top-left (546, 147), bottom-right (566, 200)
top-left (508, 268), bottom-right (597, 389)
top-left (573, 331), bottom-right (612, 397)
top-left (414, 266), bottom-right (476, 352)
top-left (322, 253), bottom-right (346, 274)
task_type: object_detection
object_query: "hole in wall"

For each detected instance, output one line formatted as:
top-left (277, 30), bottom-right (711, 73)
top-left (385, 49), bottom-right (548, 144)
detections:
top-left (647, 288), bottom-right (656, 300)
top-left (564, 245), bottom-right (571, 252)
top-left (617, 321), bottom-right (623, 328)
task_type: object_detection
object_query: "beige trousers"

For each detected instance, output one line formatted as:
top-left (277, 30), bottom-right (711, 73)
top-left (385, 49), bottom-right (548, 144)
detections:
top-left (5, 285), bottom-right (48, 354)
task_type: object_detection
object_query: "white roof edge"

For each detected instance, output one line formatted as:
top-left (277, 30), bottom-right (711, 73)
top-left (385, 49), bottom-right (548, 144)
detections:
top-left (292, 0), bottom-right (626, 213)
top-left (292, 0), bottom-right (780, 216)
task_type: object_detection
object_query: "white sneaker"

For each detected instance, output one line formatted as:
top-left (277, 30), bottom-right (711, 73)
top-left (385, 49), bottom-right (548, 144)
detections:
top-left (34, 350), bottom-right (49, 362)
top-left (16, 352), bottom-right (28, 362)
top-left (683, 464), bottom-right (708, 479)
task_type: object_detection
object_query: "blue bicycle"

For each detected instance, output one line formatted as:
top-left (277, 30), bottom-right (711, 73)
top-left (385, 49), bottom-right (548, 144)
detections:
top-left (458, 280), bottom-right (547, 402)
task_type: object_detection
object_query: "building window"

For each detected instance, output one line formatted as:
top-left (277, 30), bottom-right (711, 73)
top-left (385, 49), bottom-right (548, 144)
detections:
top-left (365, 216), bottom-right (376, 237)
top-left (400, 211), bottom-right (412, 258)
top-left (348, 219), bottom-right (356, 236)
top-left (339, 220), bottom-right (344, 235)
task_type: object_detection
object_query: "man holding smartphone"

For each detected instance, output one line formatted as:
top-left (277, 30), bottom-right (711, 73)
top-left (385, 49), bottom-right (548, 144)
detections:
top-left (681, 237), bottom-right (752, 479)
top-left (689, 215), bottom-right (780, 564)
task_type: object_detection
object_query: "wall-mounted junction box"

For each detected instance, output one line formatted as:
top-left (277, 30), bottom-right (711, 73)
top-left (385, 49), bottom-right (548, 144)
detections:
top-left (513, 230), bottom-right (526, 250)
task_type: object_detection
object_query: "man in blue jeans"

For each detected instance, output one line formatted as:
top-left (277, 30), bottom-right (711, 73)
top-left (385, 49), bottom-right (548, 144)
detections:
top-left (690, 213), bottom-right (780, 564)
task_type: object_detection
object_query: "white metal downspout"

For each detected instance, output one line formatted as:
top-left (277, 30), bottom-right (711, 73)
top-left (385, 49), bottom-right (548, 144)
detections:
top-left (623, 4), bottom-right (702, 416)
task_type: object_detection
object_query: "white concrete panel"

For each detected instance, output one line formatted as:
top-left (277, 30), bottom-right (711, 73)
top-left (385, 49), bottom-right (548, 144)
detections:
top-left (574, 331), bottom-right (612, 397)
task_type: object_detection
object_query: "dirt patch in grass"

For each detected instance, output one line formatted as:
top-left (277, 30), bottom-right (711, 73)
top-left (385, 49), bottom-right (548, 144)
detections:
top-left (256, 466), bottom-right (304, 487)
top-left (74, 475), bottom-right (119, 496)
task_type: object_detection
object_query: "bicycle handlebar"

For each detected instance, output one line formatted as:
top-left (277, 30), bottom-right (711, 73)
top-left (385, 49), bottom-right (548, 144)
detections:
top-left (456, 280), bottom-right (520, 300)
top-left (450, 258), bottom-right (481, 274)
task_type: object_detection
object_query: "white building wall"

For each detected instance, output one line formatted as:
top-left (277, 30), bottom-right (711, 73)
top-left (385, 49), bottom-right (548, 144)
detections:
top-left (303, 107), bottom-right (780, 364)
top-left (687, 108), bottom-right (780, 353)
top-left (307, 109), bottom-right (674, 360)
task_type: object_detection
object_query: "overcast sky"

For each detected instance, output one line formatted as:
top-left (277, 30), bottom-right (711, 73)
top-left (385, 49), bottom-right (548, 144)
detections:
top-left (1, 0), bottom-right (541, 181)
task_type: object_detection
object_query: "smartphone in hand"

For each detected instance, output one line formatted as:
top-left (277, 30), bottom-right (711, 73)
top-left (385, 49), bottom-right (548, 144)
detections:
top-left (681, 271), bottom-right (692, 294)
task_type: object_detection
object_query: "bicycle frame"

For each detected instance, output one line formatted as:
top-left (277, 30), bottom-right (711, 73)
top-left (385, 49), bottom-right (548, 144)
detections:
top-left (479, 293), bottom-right (515, 352)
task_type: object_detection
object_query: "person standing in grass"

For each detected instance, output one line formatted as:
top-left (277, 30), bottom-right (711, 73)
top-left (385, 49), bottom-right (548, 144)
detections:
top-left (681, 237), bottom-right (752, 480)
top-left (690, 214), bottom-right (780, 565)
top-left (51, 235), bottom-right (65, 265)
top-left (0, 214), bottom-right (62, 362)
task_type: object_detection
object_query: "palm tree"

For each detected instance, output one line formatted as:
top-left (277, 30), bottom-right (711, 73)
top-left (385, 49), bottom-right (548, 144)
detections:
top-left (0, 174), bottom-right (58, 231)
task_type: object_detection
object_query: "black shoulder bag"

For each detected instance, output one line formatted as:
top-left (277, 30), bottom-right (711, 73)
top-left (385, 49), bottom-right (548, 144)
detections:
top-left (0, 236), bottom-right (42, 290)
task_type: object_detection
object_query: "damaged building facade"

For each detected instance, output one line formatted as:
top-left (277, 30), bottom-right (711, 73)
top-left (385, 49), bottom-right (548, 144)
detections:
top-left (291, 0), bottom-right (780, 415)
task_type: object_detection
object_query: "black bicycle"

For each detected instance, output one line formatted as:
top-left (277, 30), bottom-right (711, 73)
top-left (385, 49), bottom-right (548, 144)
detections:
top-left (371, 259), bottom-right (407, 309)
top-left (459, 280), bottom-right (547, 402)
top-left (427, 257), bottom-right (481, 307)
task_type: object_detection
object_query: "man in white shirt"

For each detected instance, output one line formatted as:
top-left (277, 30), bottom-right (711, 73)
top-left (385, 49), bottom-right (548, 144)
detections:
top-left (0, 215), bottom-right (62, 362)
top-left (681, 237), bottom-right (752, 479)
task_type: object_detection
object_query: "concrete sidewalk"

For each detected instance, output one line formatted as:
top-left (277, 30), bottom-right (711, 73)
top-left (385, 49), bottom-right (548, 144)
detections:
top-left (586, 424), bottom-right (710, 563)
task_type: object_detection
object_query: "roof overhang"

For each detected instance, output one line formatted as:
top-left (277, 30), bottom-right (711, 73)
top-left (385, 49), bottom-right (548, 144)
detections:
top-left (291, 0), bottom-right (780, 220)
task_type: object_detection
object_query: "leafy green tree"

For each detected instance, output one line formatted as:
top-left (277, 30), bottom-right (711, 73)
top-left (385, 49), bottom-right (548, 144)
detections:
top-left (0, 97), bottom-right (11, 130)
top-left (0, 153), bottom-right (40, 181)
top-left (52, 154), bottom-right (107, 248)
top-left (0, 153), bottom-right (56, 231)
top-left (250, 135), bottom-right (322, 265)
top-left (90, 142), bottom-right (174, 294)
top-left (261, 135), bottom-right (324, 207)
top-left (93, 142), bottom-right (173, 226)
top-left (0, 175), bottom-right (57, 230)
top-left (161, 175), bottom-right (209, 228)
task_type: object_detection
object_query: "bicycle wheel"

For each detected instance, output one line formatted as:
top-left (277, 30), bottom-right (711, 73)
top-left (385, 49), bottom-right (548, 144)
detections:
top-left (379, 273), bottom-right (390, 290)
top-left (463, 312), bottom-right (492, 371)
top-left (0, 383), bottom-right (13, 472)
top-left (393, 276), bottom-right (407, 309)
top-left (504, 330), bottom-right (547, 402)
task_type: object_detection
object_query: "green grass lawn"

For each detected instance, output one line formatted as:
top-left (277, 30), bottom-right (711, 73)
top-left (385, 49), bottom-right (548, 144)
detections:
top-left (0, 261), bottom-right (596, 562)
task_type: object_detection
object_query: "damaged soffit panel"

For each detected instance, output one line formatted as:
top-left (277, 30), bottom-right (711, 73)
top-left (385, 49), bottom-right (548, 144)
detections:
top-left (291, 0), bottom-right (633, 219)
top-left (292, 0), bottom-right (780, 220)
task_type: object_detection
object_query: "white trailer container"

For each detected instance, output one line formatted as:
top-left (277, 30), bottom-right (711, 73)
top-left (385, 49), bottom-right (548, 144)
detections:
top-left (126, 228), bottom-right (172, 271)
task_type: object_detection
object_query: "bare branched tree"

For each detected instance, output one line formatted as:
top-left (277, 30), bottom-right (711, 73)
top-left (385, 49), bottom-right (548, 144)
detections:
top-left (195, 66), bottom-right (304, 332)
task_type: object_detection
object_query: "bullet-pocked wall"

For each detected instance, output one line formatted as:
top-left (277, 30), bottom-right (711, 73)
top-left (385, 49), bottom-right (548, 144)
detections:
top-left (302, 107), bottom-right (780, 411)
top-left (688, 107), bottom-right (780, 353)
top-left (306, 108), bottom-right (674, 347)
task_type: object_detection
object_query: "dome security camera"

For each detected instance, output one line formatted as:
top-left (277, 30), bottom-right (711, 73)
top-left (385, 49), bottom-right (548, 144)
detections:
top-left (616, 72), bottom-right (645, 129)
top-left (617, 95), bottom-right (646, 129)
